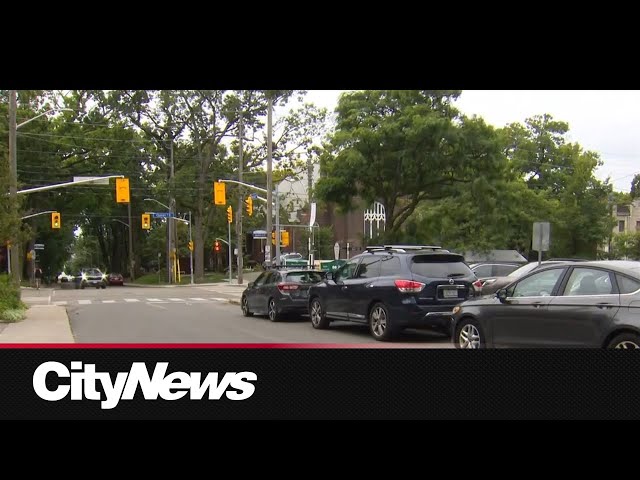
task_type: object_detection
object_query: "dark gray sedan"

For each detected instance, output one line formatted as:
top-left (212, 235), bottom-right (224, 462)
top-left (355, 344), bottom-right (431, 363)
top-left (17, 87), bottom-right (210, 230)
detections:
top-left (241, 269), bottom-right (325, 322)
top-left (451, 260), bottom-right (640, 348)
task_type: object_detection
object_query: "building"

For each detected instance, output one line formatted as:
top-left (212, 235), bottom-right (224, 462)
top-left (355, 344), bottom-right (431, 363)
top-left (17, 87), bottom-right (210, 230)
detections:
top-left (613, 200), bottom-right (640, 235)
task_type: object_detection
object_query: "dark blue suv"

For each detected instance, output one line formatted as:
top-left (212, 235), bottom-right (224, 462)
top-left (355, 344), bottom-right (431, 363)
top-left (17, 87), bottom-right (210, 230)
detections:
top-left (307, 245), bottom-right (480, 341)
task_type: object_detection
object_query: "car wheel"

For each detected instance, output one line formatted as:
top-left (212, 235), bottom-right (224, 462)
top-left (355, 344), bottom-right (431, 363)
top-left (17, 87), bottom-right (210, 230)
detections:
top-left (101, 284), bottom-right (106, 289)
top-left (81, 284), bottom-right (85, 290)
top-left (455, 318), bottom-right (485, 349)
top-left (241, 296), bottom-right (254, 317)
top-left (309, 298), bottom-right (330, 329)
top-left (268, 298), bottom-right (280, 322)
top-left (607, 332), bottom-right (640, 349)
top-left (369, 302), bottom-right (395, 341)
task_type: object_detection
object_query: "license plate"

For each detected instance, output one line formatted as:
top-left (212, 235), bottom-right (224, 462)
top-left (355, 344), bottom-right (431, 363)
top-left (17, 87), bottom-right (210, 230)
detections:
top-left (443, 289), bottom-right (458, 298)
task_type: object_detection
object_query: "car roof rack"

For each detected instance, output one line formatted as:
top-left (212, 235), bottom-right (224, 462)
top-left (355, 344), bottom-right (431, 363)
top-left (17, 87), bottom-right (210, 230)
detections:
top-left (365, 245), bottom-right (443, 253)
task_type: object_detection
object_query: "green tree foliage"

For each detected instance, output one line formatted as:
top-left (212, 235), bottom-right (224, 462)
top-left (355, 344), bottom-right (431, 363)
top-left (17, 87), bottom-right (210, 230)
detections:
top-left (631, 173), bottom-right (640, 199)
top-left (314, 90), bottom-right (505, 238)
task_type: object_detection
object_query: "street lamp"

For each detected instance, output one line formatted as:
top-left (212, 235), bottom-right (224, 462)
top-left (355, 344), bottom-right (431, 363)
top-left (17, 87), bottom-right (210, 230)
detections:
top-left (8, 90), bottom-right (73, 286)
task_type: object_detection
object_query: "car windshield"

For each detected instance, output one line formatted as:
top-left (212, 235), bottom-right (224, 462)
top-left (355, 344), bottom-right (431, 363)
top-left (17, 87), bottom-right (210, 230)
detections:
top-left (85, 269), bottom-right (102, 276)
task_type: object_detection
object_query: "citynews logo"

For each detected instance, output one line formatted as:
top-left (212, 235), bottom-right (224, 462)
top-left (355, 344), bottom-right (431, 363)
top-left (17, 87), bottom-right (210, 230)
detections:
top-left (33, 361), bottom-right (257, 410)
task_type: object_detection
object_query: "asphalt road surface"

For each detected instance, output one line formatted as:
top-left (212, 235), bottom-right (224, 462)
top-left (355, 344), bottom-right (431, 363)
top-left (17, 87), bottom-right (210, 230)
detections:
top-left (22, 285), bottom-right (453, 347)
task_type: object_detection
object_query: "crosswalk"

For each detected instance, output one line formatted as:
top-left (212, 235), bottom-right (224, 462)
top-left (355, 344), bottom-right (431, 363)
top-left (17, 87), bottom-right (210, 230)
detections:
top-left (49, 297), bottom-right (238, 306)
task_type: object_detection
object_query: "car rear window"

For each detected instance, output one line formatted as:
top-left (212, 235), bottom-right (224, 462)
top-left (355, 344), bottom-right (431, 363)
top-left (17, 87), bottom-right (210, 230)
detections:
top-left (285, 271), bottom-right (325, 284)
top-left (410, 255), bottom-right (472, 278)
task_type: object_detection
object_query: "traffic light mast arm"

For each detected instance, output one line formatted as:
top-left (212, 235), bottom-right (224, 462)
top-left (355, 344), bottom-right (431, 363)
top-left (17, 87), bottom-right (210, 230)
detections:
top-left (21, 210), bottom-right (56, 220)
top-left (217, 179), bottom-right (268, 195)
top-left (215, 237), bottom-right (230, 246)
top-left (16, 175), bottom-right (125, 195)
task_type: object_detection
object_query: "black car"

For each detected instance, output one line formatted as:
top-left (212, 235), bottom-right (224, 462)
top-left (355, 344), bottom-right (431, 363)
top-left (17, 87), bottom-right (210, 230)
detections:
top-left (307, 245), bottom-right (482, 341)
top-left (241, 269), bottom-right (325, 321)
top-left (451, 260), bottom-right (640, 349)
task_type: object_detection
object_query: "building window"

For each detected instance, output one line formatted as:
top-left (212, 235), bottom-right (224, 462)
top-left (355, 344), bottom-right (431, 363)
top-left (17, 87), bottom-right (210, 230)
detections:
top-left (619, 220), bottom-right (625, 233)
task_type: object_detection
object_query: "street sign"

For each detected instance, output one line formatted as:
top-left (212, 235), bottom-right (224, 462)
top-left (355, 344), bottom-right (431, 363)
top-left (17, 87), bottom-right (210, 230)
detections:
top-left (309, 202), bottom-right (317, 227)
top-left (34, 244), bottom-right (44, 250)
top-left (152, 212), bottom-right (172, 218)
top-left (253, 230), bottom-right (267, 239)
top-left (532, 222), bottom-right (551, 251)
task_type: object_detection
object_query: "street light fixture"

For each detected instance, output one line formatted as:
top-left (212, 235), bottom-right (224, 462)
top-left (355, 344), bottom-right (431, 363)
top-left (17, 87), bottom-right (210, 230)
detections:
top-left (8, 91), bottom-right (73, 286)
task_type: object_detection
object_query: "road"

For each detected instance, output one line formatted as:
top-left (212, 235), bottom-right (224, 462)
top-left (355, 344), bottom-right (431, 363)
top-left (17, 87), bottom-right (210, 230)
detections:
top-left (20, 284), bottom-right (453, 347)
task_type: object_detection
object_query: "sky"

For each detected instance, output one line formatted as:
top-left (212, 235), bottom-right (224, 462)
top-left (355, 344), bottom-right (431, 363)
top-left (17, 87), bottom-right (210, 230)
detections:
top-left (302, 90), bottom-right (640, 193)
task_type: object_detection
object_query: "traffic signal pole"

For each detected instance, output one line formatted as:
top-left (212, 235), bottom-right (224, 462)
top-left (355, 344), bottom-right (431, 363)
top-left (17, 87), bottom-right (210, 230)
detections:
top-left (189, 211), bottom-right (194, 285)
top-left (228, 219), bottom-right (232, 284)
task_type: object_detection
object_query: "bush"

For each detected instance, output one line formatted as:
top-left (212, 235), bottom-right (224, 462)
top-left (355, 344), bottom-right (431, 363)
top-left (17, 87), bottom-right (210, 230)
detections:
top-left (0, 274), bottom-right (26, 318)
top-left (0, 308), bottom-right (26, 322)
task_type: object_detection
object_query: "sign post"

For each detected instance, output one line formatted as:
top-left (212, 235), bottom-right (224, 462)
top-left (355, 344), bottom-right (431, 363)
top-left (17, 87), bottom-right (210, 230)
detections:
top-left (532, 222), bottom-right (551, 267)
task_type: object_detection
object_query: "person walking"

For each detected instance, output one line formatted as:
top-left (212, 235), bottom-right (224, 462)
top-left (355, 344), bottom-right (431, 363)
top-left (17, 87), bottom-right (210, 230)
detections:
top-left (34, 265), bottom-right (43, 290)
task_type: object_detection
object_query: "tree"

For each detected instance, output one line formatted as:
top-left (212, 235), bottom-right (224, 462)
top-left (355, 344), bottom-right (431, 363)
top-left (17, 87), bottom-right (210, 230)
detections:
top-left (314, 90), bottom-right (505, 238)
top-left (631, 174), bottom-right (640, 199)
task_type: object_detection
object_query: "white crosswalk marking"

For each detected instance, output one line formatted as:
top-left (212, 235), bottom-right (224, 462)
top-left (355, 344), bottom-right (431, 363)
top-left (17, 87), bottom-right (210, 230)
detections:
top-left (168, 298), bottom-right (184, 302)
top-left (211, 297), bottom-right (229, 302)
top-left (53, 301), bottom-right (67, 306)
top-left (189, 298), bottom-right (207, 301)
top-left (147, 298), bottom-right (163, 302)
top-left (124, 298), bottom-right (140, 303)
top-left (78, 300), bottom-right (92, 305)
top-left (102, 300), bottom-right (116, 303)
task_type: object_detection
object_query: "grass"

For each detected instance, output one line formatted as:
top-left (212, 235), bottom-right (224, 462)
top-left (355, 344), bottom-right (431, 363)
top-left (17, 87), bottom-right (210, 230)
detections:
top-left (0, 274), bottom-right (27, 323)
top-left (130, 270), bottom-right (228, 285)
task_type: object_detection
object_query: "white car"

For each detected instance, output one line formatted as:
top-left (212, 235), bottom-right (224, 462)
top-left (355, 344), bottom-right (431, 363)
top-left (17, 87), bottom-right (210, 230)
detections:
top-left (57, 272), bottom-right (74, 283)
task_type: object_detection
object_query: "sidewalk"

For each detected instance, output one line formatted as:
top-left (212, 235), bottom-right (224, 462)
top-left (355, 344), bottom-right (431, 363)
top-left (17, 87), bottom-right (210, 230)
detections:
top-left (0, 305), bottom-right (74, 344)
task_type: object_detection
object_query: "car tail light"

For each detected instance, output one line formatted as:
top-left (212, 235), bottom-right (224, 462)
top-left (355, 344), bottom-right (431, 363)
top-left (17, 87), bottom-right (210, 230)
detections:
top-left (394, 279), bottom-right (425, 293)
top-left (277, 283), bottom-right (299, 292)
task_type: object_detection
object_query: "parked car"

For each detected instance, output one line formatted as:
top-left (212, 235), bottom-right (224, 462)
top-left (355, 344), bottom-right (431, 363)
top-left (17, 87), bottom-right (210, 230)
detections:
top-left (241, 269), bottom-right (325, 321)
top-left (74, 268), bottom-right (107, 289)
top-left (57, 271), bottom-right (74, 283)
top-left (479, 260), bottom-right (584, 295)
top-left (107, 272), bottom-right (124, 286)
top-left (469, 262), bottom-right (522, 281)
top-left (451, 260), bottom-right (640, 349)
top-left (307, 245), bottom-right (482, 341)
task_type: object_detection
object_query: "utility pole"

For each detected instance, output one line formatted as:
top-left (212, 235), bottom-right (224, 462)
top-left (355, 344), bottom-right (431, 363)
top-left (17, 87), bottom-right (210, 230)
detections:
top-left (236, 106), bottom-right (244, 284)
top-left (266, 95), bottom-right (273, 268)
top-left (127, 201), bottom-right (135, 281)
top-left (168, 138), bottom-right (174, 283)
top-left (9, 91), bottom-right (20, 286)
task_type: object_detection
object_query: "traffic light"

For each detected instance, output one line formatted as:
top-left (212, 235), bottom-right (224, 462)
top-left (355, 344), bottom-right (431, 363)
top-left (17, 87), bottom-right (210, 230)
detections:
top-left (214, 241), bottom-right (221, 253)
top-left (142, 213), bottom-right (151, 230)
top-left (227, 205), bottom-right (233, 223)
top-left (245, 196), bottom-right (253, 216)
top-left (51, 212), bottom-right (61, 229)
top-left (281, 230), bottom-right (290, 247)
top-left (214, 182), bottom-right (226, 205)
top-left (115, 178), bottom-right (130, 203)
top-left (188, 241), bottom-right (194, 252)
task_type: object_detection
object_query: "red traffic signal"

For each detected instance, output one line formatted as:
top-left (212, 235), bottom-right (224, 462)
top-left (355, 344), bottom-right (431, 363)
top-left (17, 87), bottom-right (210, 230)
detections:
top-left (214, 241), bottom-right (221, 252)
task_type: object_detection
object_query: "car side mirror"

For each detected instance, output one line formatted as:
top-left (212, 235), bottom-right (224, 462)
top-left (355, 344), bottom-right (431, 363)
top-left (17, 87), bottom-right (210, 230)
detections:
top-left (496, 288), bottom-right (508, 303)
top-left (325, 272), bottom-right (333, 281)
top-left (248, 282), bottom-right (254, 288)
